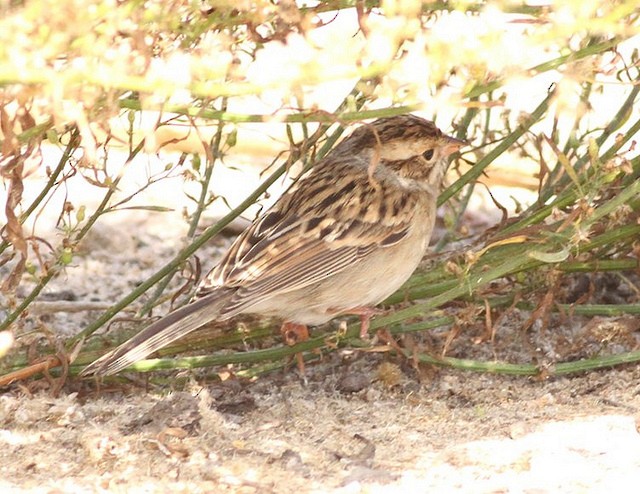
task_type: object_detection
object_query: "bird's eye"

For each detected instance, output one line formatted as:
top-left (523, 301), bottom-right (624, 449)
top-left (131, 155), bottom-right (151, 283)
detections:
top-left (422, 149), bottom-right (434, 160)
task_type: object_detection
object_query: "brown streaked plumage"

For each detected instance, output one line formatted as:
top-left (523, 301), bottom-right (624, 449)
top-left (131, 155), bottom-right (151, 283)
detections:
top-left (81, 115), bottom-right (466, 376)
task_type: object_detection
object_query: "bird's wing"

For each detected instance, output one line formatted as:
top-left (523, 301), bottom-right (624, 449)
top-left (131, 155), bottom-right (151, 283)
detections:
top-left (197, 157), bottom-right (422, 315)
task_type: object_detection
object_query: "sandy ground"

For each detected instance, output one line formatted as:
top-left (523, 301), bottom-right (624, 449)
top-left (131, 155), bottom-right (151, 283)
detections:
top-left (3, 359), bottom-right (640, 493)
top-left (2, 149), bottom-right (640, 493)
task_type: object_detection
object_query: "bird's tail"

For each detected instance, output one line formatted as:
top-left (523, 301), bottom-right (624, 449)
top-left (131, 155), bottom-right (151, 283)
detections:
top-left (80, 289), bottom-right (234, 376)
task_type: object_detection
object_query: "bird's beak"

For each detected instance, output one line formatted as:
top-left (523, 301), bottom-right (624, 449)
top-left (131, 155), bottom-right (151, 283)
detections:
top-left (443, 135), bottom-right (468, 156)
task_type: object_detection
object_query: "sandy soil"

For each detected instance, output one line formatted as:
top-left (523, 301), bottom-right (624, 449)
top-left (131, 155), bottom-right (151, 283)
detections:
top-left (3, 360), bottom-right (640, 493)
top-left (2, 152), bottom-right (640, 493)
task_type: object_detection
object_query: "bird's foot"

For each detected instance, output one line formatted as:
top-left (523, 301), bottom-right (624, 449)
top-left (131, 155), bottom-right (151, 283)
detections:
top-left (280, 322), bottom-right (309, 376)
top-left (345, 306), bottom-right (386, 339)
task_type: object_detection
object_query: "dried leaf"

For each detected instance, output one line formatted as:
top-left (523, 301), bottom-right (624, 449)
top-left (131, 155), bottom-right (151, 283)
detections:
top-left (1, 151), bottom-right (28, 292)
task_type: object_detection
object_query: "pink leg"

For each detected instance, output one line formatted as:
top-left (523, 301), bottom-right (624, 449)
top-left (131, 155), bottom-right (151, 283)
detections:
top-left (280, 322), bottom-right (309, 374)
top-left (344, 307), bottom-right (385, 338)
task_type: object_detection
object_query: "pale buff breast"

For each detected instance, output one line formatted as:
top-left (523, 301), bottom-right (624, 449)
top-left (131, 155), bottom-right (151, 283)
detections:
top-left (244, 198), bottom-right (436, 326)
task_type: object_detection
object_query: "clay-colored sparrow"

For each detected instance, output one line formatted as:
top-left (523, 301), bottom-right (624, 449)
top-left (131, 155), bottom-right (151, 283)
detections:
top-left (82, 115), bottom-right (466, 376)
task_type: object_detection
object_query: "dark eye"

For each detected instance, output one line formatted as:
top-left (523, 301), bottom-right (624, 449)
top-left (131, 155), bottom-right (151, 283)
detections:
top-left (422, 149), bottom-right (434, 160)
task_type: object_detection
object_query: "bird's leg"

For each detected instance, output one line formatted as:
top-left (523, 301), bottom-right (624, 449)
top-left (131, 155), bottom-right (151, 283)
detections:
top-left (280, 322), bottom-right (309, 375)
top-left (344, 306), bottom-right (385, 338)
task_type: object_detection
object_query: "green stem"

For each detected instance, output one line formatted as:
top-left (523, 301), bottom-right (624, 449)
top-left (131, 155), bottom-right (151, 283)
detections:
top-left (0, 129), bottom-right (81, 255)
top-left (73, 316), bottom-right (454, 374)
top-left (73, 82), bottom-right (371, 345)
top-left (536, 87), bottom-right (640, 207)
top-left (465, 37), bottom-right (621, 99)
top-left (188, 99), bottom-right (228, 238)
top-left (69, 159), bottom-right (290, 345)
top-left (411, 348), bottom-right (640, 376)
top-left (0, 139), bottom-right (146, 332)
top-left (439, 89), bottom-right (554, 205)
top-left (374, 254), bottom-right (540, 330)
top-left (557, 304), bottom-right (640, 316)
top-left (118, 100), bottom-right (417, 124)
top-left (559, 258), bottom-right (639, 272)
top-left (136, 103), bottom-right (231, 317)
top-left (15, 118), bottom-right (54, 144)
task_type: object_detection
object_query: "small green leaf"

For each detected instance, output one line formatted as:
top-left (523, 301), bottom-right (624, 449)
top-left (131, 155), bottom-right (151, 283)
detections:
top-left (46, 129), bottom-right (59, 145)
top-left (191, 154), bottom-right (201, 173)
top-left (25, 261), bottom-right (36, 275)
top-left (60, 248), bottom-right (74, 265)
top-left (587, 138), bottom-right (600, 169)
top-left (225, 129), bottom-right (237, 148)
top-left (527, 246), bottom-right (570, 263)
top-left (75, 205), bottom-right (86, 223)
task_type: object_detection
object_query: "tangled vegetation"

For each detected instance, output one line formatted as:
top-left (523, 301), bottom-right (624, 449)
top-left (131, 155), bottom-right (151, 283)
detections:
top-left (1, 0), bottom-right (639, 386)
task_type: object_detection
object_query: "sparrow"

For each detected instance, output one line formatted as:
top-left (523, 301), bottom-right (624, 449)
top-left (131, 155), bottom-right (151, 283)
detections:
top-left (81, 114), bottom-right (466, 376)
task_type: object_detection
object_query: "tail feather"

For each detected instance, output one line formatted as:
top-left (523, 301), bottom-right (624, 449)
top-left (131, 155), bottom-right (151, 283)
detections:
top-left (81, 289), bottom-right (234, 376)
